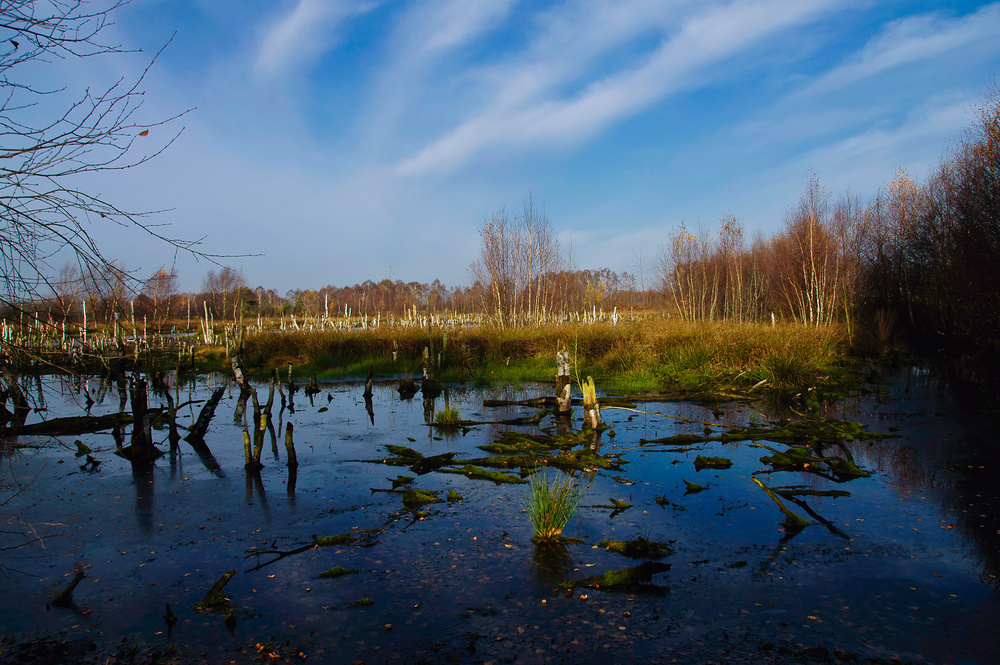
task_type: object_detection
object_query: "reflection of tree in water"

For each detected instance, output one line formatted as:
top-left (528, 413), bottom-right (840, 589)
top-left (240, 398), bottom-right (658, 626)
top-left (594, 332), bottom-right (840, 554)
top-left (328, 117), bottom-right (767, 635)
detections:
top-left (132, 466), bottom-right (155, 536)
top-left (831, 366), bottom-right (1000, 591)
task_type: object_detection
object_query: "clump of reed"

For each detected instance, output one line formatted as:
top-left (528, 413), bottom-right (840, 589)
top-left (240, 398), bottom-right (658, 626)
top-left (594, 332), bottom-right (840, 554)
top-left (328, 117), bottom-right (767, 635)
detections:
top-left (524, 471), bottom-right (585, 543)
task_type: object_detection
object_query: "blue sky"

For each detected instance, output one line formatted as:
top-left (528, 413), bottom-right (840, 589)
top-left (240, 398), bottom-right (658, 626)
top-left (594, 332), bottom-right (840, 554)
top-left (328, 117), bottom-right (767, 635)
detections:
top-left (56, 0), bottom-right (1000, 293)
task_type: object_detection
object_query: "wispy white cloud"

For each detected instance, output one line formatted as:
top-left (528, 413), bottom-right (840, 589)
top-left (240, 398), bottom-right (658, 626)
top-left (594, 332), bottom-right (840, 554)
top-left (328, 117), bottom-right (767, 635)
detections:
top-left (255, 0), bottom-right (370, 80)
top-left (804, 2), bottom-right (1000, 95)
top-left (414, 0), bottom-right (518, 58)
top-left (394, 0), bottom-right (840, 177)
top-left (360, 0), bottom-right (518, 157)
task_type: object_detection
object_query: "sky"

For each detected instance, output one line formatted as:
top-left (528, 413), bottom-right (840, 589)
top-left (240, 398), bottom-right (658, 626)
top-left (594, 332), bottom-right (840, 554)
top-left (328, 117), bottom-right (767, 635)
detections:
top-left (28, 0), bottom-right (1000, 294)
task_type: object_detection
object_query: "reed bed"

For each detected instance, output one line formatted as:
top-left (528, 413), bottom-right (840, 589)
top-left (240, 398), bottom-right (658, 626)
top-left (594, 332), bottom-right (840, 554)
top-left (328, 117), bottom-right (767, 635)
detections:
top-left (239, 316), bottom-right (851, 395)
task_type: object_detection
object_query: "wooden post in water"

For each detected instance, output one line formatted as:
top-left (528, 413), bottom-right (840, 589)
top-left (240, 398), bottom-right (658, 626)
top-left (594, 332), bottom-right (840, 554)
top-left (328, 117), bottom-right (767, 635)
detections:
top-left (242, 425), bottom-right (253, 468)
top-left (284, 423), bottom-right (297, 468)
top-left (581, 375), bottom-right (601, 430)
top-left (555, 349), bottom-right (572, 415)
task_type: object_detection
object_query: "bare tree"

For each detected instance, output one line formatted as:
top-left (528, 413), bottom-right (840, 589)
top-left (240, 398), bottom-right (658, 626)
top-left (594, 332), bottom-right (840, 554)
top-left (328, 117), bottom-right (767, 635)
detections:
top-left (778, 175), bottom-right (842, 326)
top-left (660, 222), bottom-right (718, 321)
top-left (0, 0), bottom-right (203, 318)
top-left (471, 207), bottom-right (516, 326)
top-left (142, 266), bottom-right (178, 326)
top-left (83, 258), bottom-right (133, 321)
top-left (202, 267), bottom-right (247, 320)
top-left (471, 193), bottom-right (560, 326)
top-left (52, 263), bottom-right (83, 321)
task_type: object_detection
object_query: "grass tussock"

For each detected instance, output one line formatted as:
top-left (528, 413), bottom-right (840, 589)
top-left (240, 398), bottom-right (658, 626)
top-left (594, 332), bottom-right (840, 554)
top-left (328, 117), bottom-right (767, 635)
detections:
top-left (524, 471), bottom-right (585, 542)
top-left (240, 316), bottom-right (851, 395)
top-left (434, 406), bottom-right (462, 425)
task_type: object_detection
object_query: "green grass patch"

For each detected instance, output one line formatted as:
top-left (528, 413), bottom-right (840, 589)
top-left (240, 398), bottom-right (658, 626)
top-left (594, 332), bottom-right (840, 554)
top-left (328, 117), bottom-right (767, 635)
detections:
top-left (525, 471), bottom-right (585, 543)
top-left (434, 405), bottom-right (462, 425)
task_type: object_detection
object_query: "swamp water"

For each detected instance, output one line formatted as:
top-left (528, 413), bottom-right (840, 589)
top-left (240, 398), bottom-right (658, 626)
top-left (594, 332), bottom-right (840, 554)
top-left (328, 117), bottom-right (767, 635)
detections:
top-left (1, 366), bottom-right (998, 664)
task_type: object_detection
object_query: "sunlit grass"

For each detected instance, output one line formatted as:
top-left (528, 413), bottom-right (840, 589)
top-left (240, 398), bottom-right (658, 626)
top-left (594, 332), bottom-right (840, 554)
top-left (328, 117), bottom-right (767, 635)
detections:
top-left (434, 405), bottom-right (462, 425)
top-left (524, 471), bottom-right (585, 543)
top-left (240, 316), bottom-right (852, 394)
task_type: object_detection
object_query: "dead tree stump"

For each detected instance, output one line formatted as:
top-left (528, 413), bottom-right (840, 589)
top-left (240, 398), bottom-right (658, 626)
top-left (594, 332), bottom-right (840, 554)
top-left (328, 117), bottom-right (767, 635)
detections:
top-left (555, 350), bottom-right (572, 415)
top-left (582, 375), bottom-right (602, 430)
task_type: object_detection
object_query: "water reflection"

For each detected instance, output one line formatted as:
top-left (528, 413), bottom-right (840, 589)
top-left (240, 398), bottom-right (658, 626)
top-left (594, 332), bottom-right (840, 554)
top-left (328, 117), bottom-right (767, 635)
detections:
top-left (532, 541), bottom-right (573, 586)
top-left (3, 366), bottom-right (999, 663)
top-left (132, 465), bottom-right (155, 536)
top-left (830, 364), bottom-right (1000, 591)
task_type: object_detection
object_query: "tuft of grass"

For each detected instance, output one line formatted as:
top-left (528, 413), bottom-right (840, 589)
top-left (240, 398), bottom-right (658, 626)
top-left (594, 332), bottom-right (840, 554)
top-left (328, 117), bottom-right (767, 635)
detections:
top-left (434, 405), bottom-right (462, 425)
top-left (524, 471), bottom-right (585, 542)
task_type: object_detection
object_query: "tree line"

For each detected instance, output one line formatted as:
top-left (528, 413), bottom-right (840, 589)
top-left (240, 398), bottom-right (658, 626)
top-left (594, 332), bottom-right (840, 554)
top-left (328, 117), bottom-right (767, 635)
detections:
top-left (655, 85), bottom-right (1000, 356)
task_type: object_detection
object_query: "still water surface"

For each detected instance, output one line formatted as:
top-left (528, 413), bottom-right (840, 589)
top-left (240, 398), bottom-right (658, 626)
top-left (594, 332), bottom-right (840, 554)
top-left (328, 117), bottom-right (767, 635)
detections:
top-left (1, 366), bottom-right (998, 663)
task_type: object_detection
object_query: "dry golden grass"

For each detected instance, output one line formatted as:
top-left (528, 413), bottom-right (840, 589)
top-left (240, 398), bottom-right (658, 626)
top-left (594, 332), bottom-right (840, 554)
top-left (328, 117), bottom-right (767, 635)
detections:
top-left (240, 316), bottom-right (851, 394)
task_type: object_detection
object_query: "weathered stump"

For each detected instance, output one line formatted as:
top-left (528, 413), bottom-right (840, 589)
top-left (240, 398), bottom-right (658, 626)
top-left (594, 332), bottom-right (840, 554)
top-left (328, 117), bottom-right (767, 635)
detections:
top-left (555, 350), bottom-right (572, 415)
top-left (421, 346), bottom-right (441, 397)
top-left (284, 422), bottom-right (298, 468)
top-left (581, 375), bottom-right (601, 430)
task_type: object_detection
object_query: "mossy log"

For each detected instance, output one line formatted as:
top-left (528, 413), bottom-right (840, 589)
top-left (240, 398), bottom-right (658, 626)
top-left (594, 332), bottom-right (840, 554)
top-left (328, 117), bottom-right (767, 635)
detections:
top-left (402, 487), bottom-right (442, 507)
top-left (51, 569), bottom-right (86, 607)
top-left (14, 410), bottom-right (163, 436)
top-left (441, 464), bottom-right (526, 484)
top-left (597, 536), bottom-right (673, 559)
top-left (194, 570), bottom-right (238, 611)
top-left (318, 566), bottom-right (359, 579)
top-left (682, 479), bottom-right (705, 493)
top-left (752, 477), bottom-right (810, 530)
top-left (559, 561), bottom-right (671, 593)
top-left (185, 386), bottom-right (226, 444)
top-left (693, 455), bottom-right (733, 471)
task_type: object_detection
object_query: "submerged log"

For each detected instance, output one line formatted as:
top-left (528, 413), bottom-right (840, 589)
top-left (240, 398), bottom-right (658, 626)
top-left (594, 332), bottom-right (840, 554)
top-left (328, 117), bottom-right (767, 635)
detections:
top-left (752, 477), bottom-right (810, 530)
top-left (284, 422), bottom-right (297, 468)
top-left (11, 411), bottom-right (163, 436)
top-left (194, 570), bottom-right (238, 610)
top-left (51, 569), bottom-right (86, 608)
top-left (560, 561), bottom-right (671, 593)
top-left (185, 386), bottom-right (226, 444)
